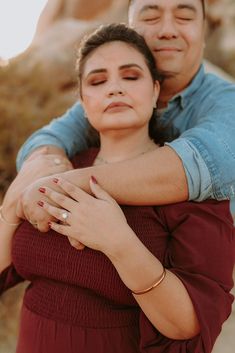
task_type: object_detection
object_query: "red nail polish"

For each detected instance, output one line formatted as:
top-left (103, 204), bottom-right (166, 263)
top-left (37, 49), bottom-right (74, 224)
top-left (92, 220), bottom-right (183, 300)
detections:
top-left (53, 178), bottom-right (59, 184)
top-left (91, 175), bottom-right (98, 184)
top-left (39, 187), bottom-right (46, 193)
top-left (37, 201), bottom-right (44, 207)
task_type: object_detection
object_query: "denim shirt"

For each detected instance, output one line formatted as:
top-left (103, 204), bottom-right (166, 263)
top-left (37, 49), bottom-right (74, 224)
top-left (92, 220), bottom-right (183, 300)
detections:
top-left (17, 65), bottom-right (235, 202)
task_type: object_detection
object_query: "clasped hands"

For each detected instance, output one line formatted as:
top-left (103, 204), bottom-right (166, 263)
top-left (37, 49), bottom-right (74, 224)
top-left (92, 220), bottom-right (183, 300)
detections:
top-left (17, 174), bottom-right (129, 255)
top-left (7, 149), bottom-right (130, 254)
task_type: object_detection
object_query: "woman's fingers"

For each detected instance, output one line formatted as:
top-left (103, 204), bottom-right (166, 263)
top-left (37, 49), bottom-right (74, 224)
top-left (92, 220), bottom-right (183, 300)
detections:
top-left (49, 222), bottom-right (85, 251)
top-left (49, 221), bottom-right (70, 236)
top-left (89, 175), bottom-right (116, 203)
top-left (39, 187), bottom-right (75, 212)
top-left (68, 236), bottom-right (85, 250)
top-left (39, 201), bottom-right (72, 224)
top-left (52, 178), bottom-right (94, 203)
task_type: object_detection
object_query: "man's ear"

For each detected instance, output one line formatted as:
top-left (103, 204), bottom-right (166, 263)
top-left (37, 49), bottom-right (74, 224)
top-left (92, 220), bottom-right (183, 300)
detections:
top-left (153, 80), bottom-right (160, 108)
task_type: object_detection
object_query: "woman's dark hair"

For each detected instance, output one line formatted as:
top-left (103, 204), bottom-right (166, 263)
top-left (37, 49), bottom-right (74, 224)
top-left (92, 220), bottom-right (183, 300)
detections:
top-left (76, 23), bottom-right (173, 147)
top-left (76, 23), bottom-right (160, 94)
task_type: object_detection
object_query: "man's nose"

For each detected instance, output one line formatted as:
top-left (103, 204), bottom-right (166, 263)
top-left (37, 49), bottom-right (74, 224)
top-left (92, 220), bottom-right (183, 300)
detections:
top-left (157, 15), bottom-right (179, 39)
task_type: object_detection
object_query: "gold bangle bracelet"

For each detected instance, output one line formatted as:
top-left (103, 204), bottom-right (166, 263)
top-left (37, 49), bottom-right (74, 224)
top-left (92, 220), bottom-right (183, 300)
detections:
top-left (0, 206), bottom-right (22, 227)
top-left (132, 268), bottom-right (166, 295)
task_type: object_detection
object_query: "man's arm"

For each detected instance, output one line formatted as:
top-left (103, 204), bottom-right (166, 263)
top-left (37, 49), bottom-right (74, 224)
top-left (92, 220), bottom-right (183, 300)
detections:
top-left (16, 145), bottom-right (188, 233)
top-left (17, 78), bottom-right (235, 210)
top-left (16, 101), bottom-right (88, 170)
top-left (59, 145), bottom-right (188, 205)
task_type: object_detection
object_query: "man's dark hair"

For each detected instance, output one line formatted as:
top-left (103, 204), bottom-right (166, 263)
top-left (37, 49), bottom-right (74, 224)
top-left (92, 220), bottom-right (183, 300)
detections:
top-left (128, 0), bottom-right (206, 19)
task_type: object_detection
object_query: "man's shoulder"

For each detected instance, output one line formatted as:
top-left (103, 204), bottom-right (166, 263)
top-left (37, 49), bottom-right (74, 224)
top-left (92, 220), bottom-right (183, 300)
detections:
top-left (194, 69), bottom-right (235, 109)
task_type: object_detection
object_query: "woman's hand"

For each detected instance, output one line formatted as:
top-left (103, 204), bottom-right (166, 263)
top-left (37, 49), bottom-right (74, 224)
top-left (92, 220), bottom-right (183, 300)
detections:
top-left (38, 176), bottom-right (131, 256)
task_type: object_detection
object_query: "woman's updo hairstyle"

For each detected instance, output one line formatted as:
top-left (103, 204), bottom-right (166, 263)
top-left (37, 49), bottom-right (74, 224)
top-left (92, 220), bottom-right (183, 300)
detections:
top-left (76, 23), bottom-right (174, 146)
top-left (76, 23), bottom-right (161, 97)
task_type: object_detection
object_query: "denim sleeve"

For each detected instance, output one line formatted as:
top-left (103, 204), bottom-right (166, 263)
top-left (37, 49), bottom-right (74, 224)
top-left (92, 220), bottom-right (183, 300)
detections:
top-left (166, 102), bottom-right (235, 201)
top-left (165, 138), bottom-right (213, 201)
top-left (16, 102), bottom-right (88, 171)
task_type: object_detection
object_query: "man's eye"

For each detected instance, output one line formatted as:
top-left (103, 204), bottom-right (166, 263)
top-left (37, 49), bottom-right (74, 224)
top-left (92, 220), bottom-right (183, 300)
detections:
top-left (143, 17), bottom-right (160, 23)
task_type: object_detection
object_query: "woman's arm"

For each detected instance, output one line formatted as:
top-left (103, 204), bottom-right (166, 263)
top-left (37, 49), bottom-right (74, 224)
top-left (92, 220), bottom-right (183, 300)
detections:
top-left (107, 227), bottom-right (200, 340)
top-left (40, 178), bottom-right (234, 343)
top-left (39, 178), bottom-right (199, 339)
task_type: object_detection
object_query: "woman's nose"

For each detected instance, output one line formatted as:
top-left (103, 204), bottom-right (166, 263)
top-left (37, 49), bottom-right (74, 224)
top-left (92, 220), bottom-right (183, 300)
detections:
top-left (108, 89), bottom-right (124, 96)
top-left (107, 81), bottom-right (125, 96)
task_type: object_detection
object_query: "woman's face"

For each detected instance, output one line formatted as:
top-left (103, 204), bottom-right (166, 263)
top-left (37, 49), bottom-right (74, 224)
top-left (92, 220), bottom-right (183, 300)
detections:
top-left (80, 41), bottom-right (160, 134)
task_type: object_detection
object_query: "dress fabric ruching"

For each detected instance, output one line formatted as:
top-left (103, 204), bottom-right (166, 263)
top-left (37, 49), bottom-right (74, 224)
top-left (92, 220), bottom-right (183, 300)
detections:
top-left (0, 148), bottom-right (234, 353)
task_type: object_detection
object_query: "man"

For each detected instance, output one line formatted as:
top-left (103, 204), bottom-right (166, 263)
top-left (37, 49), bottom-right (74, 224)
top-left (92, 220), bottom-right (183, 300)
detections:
top-left (12, 0), bottom-right (235, 231)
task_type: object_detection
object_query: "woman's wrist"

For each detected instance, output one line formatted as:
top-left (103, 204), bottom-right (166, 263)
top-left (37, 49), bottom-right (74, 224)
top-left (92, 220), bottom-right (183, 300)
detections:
top-left (105, 225), bottom-right (138, 262)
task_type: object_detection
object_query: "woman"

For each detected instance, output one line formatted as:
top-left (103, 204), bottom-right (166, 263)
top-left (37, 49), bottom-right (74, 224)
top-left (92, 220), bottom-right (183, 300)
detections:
top-left (0, 24), bottom-right (234, 353)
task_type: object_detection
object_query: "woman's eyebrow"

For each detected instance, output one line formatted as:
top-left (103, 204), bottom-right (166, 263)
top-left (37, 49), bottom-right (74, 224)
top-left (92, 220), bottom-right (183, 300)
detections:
top-left (119, 64), bottom-right (143, 71)
top-left (86, 64), bottom-right (143, 77)
top-left (85, 68), bottom-right (107, 78)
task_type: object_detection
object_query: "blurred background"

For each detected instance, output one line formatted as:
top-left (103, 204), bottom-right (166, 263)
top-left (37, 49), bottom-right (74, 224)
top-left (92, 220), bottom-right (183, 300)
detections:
top-left (0, 0), bottom-right (234, 352)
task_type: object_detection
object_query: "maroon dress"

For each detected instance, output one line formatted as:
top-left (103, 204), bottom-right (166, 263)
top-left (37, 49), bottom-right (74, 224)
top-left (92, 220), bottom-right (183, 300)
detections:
top-left (0, 149), bottom-right (234, 353)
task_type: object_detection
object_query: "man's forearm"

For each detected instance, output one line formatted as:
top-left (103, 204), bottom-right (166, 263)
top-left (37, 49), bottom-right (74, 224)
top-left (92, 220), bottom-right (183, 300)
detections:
top-left (60, 146), bottom-right (188, 205)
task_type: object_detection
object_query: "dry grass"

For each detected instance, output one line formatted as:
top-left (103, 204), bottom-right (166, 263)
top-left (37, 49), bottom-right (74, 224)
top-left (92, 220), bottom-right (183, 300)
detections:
top-left (0, 51), bottom-right (77, 195)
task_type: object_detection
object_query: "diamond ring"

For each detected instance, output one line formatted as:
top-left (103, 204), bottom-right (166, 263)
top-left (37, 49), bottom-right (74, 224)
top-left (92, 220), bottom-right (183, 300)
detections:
top-left (61, 211), bottom-right (69, 221)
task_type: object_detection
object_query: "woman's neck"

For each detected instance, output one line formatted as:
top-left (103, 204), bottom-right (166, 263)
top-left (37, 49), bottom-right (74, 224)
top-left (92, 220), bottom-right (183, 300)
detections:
top-left (95, 128), bottom-right (157, 164)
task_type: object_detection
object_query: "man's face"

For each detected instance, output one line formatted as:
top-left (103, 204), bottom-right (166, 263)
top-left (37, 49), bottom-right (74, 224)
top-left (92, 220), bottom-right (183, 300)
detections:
top-left (128, 0), bottom-right (205, 83)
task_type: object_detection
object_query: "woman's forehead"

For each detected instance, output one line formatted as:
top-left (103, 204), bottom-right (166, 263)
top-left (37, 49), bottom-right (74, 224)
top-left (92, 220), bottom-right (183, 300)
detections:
top-left (82, 42), bottom-right (147, 73)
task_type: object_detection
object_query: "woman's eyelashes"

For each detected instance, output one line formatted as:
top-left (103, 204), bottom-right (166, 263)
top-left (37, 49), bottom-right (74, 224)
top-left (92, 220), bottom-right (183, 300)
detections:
top-left (88, 74), bottom-right (141, 86)
top-left (90, 79), bottom-right (106, 86)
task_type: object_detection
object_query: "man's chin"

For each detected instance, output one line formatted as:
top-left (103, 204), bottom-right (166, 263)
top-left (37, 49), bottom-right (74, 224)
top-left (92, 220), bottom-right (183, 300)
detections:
top-left (158, 68), bottom-right (179, 79)
top-left (155, 61), bottom-right (181, 77)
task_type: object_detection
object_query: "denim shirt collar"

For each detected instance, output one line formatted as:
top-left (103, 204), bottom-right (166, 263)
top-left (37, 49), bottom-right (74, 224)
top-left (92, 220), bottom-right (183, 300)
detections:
top-left (169, 64), bottom-right (205, 110)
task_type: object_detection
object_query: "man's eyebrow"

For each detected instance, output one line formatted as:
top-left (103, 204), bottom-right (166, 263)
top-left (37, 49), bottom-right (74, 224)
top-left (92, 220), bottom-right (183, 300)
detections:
top-left (86, 64), bottom-right (143, 77)
top-left (139, 5), bottom-right (160, 14)
top-left (176, 4), bottom-right (197, 12)
top-left (139, 3), bottom-right (197, 14)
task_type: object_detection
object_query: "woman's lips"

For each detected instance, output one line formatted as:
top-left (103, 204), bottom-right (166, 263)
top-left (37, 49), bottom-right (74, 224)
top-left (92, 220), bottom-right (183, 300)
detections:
top-left (105, 102), bottom-right (131, 112)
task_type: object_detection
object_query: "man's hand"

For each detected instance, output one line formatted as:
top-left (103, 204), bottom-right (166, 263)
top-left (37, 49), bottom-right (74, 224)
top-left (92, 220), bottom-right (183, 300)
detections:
top-left (6, 147), bottom-right (73, 226)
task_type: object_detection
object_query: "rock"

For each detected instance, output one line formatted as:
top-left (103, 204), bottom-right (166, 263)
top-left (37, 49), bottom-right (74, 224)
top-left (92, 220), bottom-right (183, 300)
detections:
top-left (205, 0), bottom-right (235, 78)
top-left (33, 0), bottom-right (128, 42)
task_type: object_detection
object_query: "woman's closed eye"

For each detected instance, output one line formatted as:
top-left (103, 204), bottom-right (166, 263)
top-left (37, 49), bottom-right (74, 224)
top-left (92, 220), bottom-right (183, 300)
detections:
top-left (90, 80), bottom-right (106, 86)
top-left (123, 76), bottom-right (139, 81)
